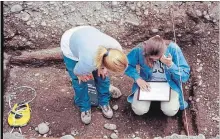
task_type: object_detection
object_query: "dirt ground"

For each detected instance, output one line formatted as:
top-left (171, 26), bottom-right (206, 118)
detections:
top-left (3, 1), bottom-right (219, 139)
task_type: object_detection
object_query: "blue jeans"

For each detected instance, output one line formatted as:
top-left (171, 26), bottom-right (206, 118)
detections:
top-left (63, 55), bottom-right (110, 112)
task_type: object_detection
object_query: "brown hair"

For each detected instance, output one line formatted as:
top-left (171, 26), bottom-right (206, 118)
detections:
top-left (143, 35), bottom-right (166, 68)
top-left (95, 46), bottom-right (128, 73)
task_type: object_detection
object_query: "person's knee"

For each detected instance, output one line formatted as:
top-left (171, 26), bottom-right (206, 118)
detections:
top-left (161, 105), bottom-right (179, 116)
top-left (131, 103), bottom-right (150, 115)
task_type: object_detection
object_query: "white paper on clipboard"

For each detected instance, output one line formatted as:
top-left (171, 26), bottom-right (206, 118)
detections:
top-left (138, 82), bottom-right (171, 101)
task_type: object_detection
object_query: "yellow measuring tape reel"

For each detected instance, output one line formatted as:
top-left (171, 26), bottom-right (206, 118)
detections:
top-left (7, 86), bottom-right (36, 129)
top-left (8, 102), bottom-right (31, 127)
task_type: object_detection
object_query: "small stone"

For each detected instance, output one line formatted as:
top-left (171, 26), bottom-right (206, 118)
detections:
top-left (151, 28), bottom-right (159, 33)
top-left (43, 134), bottom-right (47, 137)
top-left (136, 11), bottom-right (142, 16)
top-left (104, 123), bottom-right (117, 130)
top-left (203, 11), bottom-right (207, 15)
top-left (41, 21), bottom-right (46, 26)
top-left (103, 135), bottom-right (108, 139)
top-left (35, 127), bottom-right (39, 131)
top-left (134, 137), bottom-right (142, 139)
top-left (185, 86), bottom-right (189, 90)
top-left (137, 2), bottom-right (142, 8)
top-left (11, 4), bottom-right (23, 13)
top-left (211, 40), bottom-right (217, 44)
top-left (60, 135), bottom-right (75, 139)
top-left (144, 10), bottom-right (148, 16)
top-left (125, 19), bottom-right (139, 26)
top-left (204, 15), bottom-right (210, 20)
top-left (112, 105), bottom-right (119, 111)
top-left (135, 131), bottom-right (139, 134)
top-left (107, 17), bottom-right (112, 22)
top-left (35, 73), bottom-right (40, 76)
top-left (177, 34), bottom-right (182, 37)
top-left (195, 10), bottom-right (202, 17)
top-left (197, 75), bottom-right (202, 79)
top-left (196, 98), bottom-right (200, 102)
top-left (37, 122), bottom-right (49, 134)
top-left (13, 132), bottom-right (23, 137)
top-left (71, 7), bottom-right (76, 12)
top-left (212, 117), bottom-right (220, 122)
top-left (110, 133), bottom-right (118, 139)
top-left (21, 12), bottom-right (30, 21)
top-left (114, 130), bottom-right (118, 133)
top-left (197, 59), bottom-right (201, 63)
top-left (130, 5), bottom-right (136, 11)
top-left (115, 113), bottom-right (119, 118)
top-left (171, 134), bottom-right (179, 138)
top-left (196, 66), bottom-right (203, 72)
top-left (31, 24), bottom-right (35, 28)
top-left (198, 134), bottom-right (205, 139)
top-left (26, 21), bottom-right (31, 25)
top-left (180, 130), bottom-right (186, 135)
top-left (71, 130), bottom-right (79, 136)
top-left (45, 122), bottom-right (50, 126)
top-left (132, 134), bottom-right (136, 138)
top-left (154, 137), bottom-right (163, 139)
top-left (198, 80), bottom-right (202, 86)
top-left (112, 1), bottom-right (118, 7)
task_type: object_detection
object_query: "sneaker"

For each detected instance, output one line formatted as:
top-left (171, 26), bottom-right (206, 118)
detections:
top-left (109, 85), bottom-right (122, 99)
top-left (100, 104), bottom-right (113, 119)
top-left (81, 109), bottom-right (91, 124)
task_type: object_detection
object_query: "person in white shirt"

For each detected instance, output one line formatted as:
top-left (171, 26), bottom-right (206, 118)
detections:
top-left (60, 26), bottom-right (128, 124)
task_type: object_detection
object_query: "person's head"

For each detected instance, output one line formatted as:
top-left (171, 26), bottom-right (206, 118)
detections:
top-left (142, 35), bottom-right (166, 68)
top-left (95, 46), bottom-right (128, 73)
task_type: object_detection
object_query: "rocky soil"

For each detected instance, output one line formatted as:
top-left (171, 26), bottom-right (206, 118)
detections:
top-left (3, 1), bottom-right (219, 139)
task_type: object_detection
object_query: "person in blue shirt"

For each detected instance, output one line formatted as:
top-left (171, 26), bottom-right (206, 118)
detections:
top-left (125, 35), bottom-right (190, 116)
top-left (61, 26), bottom-right (128, 124)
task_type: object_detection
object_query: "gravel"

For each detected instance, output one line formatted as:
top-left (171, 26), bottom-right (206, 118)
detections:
top-left (154, 134), bottom-right (206, 139)
top-left (60, 135), bottom-right (75, 139)
top-left (195, 10), bottom-right (203, 17)
top-left (110, 133), bottom-right (118, 139)
top-left (36, 122), bottom-right (50, 134)
top-left (151, 28), bottom-right (159, 33)
top-left (3, 132), bottom-right (24, 139)
top-left (112, 105), bottom-right (119, 111)
top-left (10, 4), bottom-right (23, 13)
top-left (104, 123), bottom-right (117, 130)
top-left (20, 12), bottom-right (31, 21)
top-left (196, 66), bottom-right (203, 72)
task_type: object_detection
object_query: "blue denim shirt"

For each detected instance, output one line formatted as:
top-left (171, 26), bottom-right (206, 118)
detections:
top-left (125, 42), bottom-right (190, 110)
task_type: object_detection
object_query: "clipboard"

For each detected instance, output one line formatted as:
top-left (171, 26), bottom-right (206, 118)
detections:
top-left (137, 81), bottom-right (171, 101)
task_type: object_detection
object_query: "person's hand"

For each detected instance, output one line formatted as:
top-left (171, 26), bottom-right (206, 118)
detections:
top-left (160, 53), bottom-right (173, 67)
top-left (136, 78), bottom-right (151, 92)
top-left (98, 67), bottom-right (108, 79)
top-left (77, 74), bottom-right (93, 83)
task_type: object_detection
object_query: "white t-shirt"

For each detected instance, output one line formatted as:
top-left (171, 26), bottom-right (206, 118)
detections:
top-left (151, 60), bottom-right (167, 81)
top-left (60, 26), bottom-right (122, 75)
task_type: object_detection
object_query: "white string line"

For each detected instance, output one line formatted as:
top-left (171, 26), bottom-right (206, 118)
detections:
top-left (8, 86), bottom-right (37, 109)
top-left (170, 2), bottom-right (190, 135)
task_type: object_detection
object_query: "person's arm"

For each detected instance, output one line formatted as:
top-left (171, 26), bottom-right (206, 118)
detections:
top-left (73, 55), bottom-right (96, 76)
top-left (166, 44), bottom-right (190, 83)
top-left (124, 47), bottom-right (141, 82)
